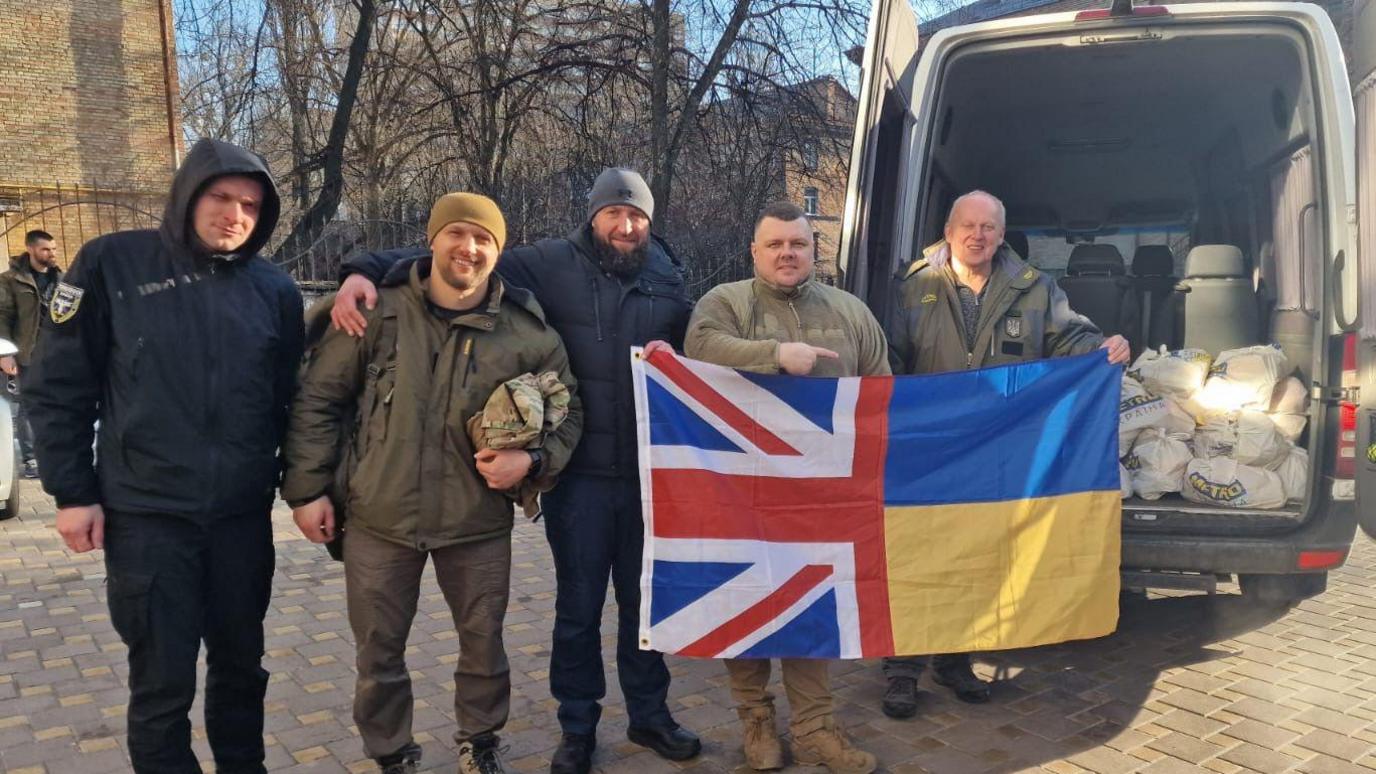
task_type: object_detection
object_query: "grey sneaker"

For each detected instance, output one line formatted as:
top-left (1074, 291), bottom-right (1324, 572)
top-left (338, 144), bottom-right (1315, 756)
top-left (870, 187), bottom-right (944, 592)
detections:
top-left (22, 460), bottom-right (37, 479)
top-left (378, 741), bottom-right (422, 774)
top-left (459, 734), bottom-right (508, 774)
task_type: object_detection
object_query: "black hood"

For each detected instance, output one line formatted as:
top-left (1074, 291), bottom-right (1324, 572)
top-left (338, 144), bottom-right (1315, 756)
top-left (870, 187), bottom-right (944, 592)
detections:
top-left (160, 138), bottom-right (281, 260)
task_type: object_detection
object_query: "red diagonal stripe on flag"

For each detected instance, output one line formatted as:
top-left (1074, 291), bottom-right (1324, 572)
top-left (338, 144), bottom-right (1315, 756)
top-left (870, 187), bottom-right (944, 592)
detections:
top-left (647, 350), bottom-right (802, 456)
top-left (676, 564), bottom-right (833, 657)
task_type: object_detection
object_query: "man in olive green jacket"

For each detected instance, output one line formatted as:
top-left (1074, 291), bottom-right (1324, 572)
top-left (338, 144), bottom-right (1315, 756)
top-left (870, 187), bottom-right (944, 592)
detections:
top-left (282, 193), bottom-right (582, 774)
top-left (674, 201), bottom-right (887, 774)
top-left (881, 190), bottom-right (1130, 719)
top-left (0, 230), bottom-right (62, 477)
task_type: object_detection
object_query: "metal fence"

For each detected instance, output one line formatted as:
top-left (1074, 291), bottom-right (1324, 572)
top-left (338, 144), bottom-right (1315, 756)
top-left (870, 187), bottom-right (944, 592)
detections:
top-left (0, 184), bottom-right (164, 263)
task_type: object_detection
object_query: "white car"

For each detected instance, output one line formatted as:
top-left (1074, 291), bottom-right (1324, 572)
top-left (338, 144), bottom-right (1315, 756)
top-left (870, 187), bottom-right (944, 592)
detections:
top-left (0, 337), bottom-right (22, 520)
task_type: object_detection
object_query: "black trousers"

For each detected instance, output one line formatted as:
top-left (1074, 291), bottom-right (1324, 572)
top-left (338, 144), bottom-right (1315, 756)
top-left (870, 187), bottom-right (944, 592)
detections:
top-left (104, 509), bottom-right (275, 774)
top-left (542, 474), bottom-right (673, 736)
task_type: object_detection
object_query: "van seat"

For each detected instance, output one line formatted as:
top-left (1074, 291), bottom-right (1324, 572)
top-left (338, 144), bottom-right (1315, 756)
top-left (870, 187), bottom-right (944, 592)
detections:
top-left (1057, 244), bottom-right (1141, 350)
top-left (1131, 245), bottom-right (1179, 350)
top-left (1005, 230), bottom-right (1029, 261)
top-left (1178, 245), bottom-right (1261, 354)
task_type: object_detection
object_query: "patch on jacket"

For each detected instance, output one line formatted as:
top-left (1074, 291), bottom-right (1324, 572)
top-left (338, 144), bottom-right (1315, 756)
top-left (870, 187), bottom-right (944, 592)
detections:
top-left (1022, 269), bottom-right (1035, 281)
top-left (1004, 316), bottom-right (1022, 338)
top-left (921, 293), bottom-right (937, 304)
top-left (50, 282), bottom-right (84, 324)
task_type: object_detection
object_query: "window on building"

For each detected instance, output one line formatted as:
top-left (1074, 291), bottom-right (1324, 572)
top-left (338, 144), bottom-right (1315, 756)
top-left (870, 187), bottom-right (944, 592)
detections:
top-left (801, 141), bottom-right (819, 171)
top-left (803, 187), bottom-right (819, 216)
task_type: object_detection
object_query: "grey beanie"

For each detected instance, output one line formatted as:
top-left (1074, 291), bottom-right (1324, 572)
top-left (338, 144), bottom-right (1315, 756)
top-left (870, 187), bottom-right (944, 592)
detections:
top-left (587, 167), bottom-right (654, 222)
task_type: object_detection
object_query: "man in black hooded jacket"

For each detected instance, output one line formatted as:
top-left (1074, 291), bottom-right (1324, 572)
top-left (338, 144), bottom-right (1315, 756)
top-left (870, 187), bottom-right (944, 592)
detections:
top-left (23, 138), bottom-right (304, 774)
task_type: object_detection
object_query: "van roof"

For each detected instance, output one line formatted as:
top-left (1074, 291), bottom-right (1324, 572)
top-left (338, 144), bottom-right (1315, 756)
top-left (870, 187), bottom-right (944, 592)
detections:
top-left (922, 1), bottom-right (1336, 46)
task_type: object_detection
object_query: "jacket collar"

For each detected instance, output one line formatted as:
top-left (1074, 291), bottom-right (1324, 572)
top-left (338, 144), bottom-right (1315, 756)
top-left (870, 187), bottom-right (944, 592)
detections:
top-left (405, 256), bottom-right (548, 325)
top-left (567, 223), bottom-right (681, 280)
top-left (7, 254), bottom-right (57, 287)
top-left (751, 273), bottom-right (813, 300)
top-left (916, 240), bottom-right (1038, 290)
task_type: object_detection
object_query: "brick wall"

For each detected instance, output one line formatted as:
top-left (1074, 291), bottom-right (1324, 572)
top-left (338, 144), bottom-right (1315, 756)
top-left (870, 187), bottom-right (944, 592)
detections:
top-left (0, 0), bottom-right (180, 258)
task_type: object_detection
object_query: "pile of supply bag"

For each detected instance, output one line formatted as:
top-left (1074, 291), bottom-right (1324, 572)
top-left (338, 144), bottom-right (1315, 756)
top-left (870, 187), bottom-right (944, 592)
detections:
top-left (1118, 344), bottom-right (1309, 509)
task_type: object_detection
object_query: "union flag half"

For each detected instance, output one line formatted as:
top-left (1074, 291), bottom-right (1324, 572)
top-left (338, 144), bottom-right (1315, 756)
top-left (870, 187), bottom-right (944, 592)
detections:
top-left (632, 348), bottom-right (1123, 659)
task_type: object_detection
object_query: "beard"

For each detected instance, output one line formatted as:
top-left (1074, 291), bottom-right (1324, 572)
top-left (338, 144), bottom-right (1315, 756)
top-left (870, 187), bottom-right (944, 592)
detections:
top-left (592, 233), bottom-right (649, 278)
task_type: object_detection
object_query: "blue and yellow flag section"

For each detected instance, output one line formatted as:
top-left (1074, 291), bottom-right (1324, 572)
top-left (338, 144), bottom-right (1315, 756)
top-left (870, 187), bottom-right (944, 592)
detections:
top-left (633, 350), bottom-right (1123, 659)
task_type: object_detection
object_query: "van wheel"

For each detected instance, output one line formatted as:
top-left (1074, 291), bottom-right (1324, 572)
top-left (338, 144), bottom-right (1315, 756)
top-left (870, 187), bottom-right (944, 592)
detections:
top-left (0, 459), bottom-right (18, 521)
top-left (1238, 573), bottom-right (1326, 608)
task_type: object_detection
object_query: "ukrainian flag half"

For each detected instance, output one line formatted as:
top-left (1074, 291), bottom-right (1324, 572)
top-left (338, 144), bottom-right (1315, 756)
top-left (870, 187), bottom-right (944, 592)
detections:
top-left (633, 349), bottom-right (1122, 658)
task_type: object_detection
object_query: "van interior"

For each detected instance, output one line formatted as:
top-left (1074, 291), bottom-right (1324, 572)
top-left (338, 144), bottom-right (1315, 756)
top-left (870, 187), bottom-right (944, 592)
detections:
top-left (910, 24), bottom-right (1329, 528)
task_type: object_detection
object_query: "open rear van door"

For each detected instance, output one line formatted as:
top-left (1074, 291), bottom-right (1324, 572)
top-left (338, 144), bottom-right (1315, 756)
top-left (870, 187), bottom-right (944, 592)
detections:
top-left (838, 0), bottom-right (920, 321)
top-left (1353, 0), bottom-right (1376, 534)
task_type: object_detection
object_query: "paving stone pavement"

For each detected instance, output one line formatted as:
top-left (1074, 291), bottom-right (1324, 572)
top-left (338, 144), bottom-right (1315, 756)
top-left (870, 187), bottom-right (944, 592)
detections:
top-left (2, 486), bottom-right (1376, 774)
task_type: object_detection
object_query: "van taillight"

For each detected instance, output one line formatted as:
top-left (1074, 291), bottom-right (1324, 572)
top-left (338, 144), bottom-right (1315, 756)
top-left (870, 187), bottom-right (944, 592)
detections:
top-left (1335, 333), bottom-right (1358, 481)
top-left (1075, 5), bottom-right (1170, 21)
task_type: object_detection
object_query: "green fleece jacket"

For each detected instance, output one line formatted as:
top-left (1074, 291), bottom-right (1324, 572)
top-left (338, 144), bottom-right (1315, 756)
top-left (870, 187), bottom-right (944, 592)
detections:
top-left (282, 261), bottom-right (582, 550)
top-left (685, 275), bottom-right (891, 378)
top-left (889, 242), bottom-right (1103, 375)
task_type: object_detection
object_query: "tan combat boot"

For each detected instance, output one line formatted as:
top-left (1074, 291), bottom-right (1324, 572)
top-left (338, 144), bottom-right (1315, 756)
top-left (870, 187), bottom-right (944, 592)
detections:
top-left (791, 718), bottom-right (877, 774)
top-left (737, 704), bottom-right (785, 770)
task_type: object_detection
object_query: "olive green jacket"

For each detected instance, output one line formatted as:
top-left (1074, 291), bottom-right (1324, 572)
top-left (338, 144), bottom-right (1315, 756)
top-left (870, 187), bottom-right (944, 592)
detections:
top-left (889, 242), bottom-right (1103, 375)
top-left (282, 261), bottom-right (583, 550)
top-left (685, 275), bottom-right (891, 377)
top-left (0, 255), bottom-right (61, 365)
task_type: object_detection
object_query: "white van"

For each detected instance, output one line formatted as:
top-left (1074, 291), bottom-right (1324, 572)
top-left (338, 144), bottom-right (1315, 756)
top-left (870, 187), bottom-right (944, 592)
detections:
top-left (840, 0), bottom-right (1374, 604)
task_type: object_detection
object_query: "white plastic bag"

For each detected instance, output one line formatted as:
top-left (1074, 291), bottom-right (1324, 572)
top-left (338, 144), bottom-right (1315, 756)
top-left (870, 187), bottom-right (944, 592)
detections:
top-left (1128, 347), bottom-right (1214, 399)
top-left (1125, 429), bottom-right (1192, 500)
top-left (1193, 411), bottom-right (1288, 468)
top-left (1267, 376), bottom-right (1309, 443)
top-left (1271, 445), bottom-right (1309, 502)
top-left (1182, 457), bottom-right (1286, 509)
top-left (1269, 376), bottom-right (1309, 415)
top-left (1269, 413), bottom-right (1308, 443)
top-left (1119, 375), bottom-right (1161, 455)
top-left (1195, 344), bottom-right (1289, 412)
top-left (1120, 463), bottom-right (1133, 499)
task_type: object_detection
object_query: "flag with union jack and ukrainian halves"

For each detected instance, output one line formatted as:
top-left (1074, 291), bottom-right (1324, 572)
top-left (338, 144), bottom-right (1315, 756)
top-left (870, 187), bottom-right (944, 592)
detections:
top-left (631, 348), bottom-right (1123, 659)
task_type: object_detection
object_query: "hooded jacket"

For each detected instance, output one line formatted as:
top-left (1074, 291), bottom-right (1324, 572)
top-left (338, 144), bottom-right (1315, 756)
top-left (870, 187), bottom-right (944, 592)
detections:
top-left (343, 223), bottom-right (691, 479)
top-left (889, 242), bottom-right (1103, 375)
top-left (0, 254), bottom-right (61, 365)
top-left (23, 138), bottom-right (305, 517)
top-left (282, 262), bottom-right (582, 550)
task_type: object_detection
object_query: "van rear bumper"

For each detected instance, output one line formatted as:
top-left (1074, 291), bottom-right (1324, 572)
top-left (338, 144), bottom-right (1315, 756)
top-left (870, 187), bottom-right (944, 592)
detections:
top-left (1121, 495), bottom-right (1356, 575)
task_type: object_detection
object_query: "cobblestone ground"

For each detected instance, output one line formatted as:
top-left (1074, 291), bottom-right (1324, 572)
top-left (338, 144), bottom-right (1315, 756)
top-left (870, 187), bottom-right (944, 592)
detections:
top-left (2, 486), bottom-right (1376, 774)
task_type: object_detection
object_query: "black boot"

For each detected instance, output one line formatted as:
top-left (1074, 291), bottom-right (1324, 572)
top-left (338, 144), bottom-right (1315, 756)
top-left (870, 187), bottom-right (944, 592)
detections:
top-left (550, 733), bottom-right (595, 774)
top-left (881, 675), bottom-right (920, 718)
top-left (627, 723), bottom-right (702, 761)
top-left (932, 654), bottom-right (991, 703)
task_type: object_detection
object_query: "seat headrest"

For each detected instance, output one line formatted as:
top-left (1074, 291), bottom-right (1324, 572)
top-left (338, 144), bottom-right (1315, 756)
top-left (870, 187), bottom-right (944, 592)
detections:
top-left (1066, 243), bottom-right (1125, 276)
top-left (1185, 245), bottom-right (1246, 278)
top-left (1132, 245), bottom-right (1175, 277)
top-left (1004, 231), bottom-right (1028, 260)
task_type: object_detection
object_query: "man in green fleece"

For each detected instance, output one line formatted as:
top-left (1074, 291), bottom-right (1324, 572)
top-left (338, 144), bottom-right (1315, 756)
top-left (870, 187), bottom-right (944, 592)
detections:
top-left (666, 201), bottom-right (887, 774)
top-left (282, 193), bottom-right (582, 774)
top-left (881, 189), bottom-right (1129, 719)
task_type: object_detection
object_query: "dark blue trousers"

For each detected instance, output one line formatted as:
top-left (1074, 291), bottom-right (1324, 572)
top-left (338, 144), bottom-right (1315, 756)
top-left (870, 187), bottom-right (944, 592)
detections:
top-left (542, 474), bottom-right (672, 735)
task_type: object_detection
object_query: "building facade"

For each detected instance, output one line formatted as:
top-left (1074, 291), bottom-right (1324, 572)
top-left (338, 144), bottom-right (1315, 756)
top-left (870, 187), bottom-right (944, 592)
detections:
top-left (0, 0), bottom-right (181, 261)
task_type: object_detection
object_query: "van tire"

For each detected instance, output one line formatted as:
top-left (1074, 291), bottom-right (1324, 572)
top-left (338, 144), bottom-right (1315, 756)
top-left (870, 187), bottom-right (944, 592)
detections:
top-left (1238, 572), bottom-right (1326, 607)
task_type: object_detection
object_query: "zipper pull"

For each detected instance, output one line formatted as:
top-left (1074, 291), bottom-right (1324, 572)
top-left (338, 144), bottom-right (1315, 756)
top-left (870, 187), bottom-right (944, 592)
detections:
top-left (967, 351), bottom-right (973, 368)
top-left (462, 338), bottom-right (474, 387)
